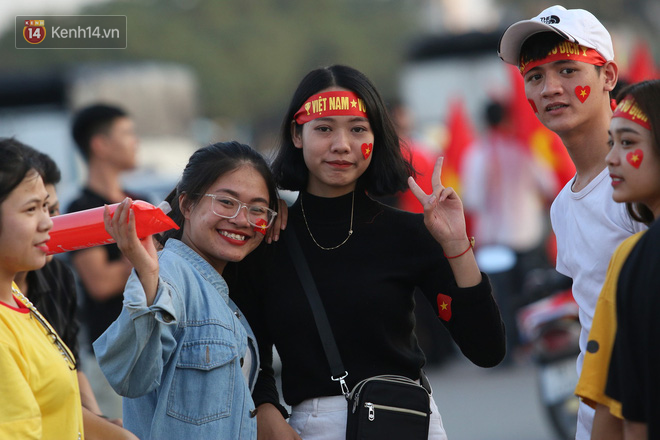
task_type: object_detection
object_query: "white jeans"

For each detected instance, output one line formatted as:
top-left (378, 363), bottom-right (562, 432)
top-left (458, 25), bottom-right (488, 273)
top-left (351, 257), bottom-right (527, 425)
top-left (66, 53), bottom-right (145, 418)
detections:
top-left (289, 394), bottom-right (448, 440)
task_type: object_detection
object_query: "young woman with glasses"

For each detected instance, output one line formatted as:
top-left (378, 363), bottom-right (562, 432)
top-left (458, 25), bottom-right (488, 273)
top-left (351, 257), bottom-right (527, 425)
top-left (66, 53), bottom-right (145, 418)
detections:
top-left (0, 138), bottom-right (84, 439)
top-left (93, 141), bottom-right (279, 440)
top-left (226, 65), bottom-right (506, 440)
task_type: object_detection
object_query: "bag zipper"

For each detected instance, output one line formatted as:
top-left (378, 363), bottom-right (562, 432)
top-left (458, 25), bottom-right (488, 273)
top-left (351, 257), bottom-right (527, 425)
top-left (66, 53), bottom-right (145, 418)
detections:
top-left (364, 402), bottom-right (429, 421)
top-left (350, 375), bottom-right (427, 400)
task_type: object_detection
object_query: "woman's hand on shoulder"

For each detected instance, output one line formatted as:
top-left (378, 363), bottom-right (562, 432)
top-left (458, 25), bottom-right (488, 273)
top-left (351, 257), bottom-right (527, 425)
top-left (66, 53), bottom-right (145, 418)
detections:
top-left (266, 198), bottom-right (288, 244)
top-left (256, 403), bottom-right (302, 440)
top-left (407, 157), bottom-right (467, 246)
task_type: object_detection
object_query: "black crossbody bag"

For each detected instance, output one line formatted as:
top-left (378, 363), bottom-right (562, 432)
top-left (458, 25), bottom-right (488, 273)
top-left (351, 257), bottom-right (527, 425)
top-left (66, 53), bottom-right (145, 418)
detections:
top-left (285, 229), bottom-right (432, 440)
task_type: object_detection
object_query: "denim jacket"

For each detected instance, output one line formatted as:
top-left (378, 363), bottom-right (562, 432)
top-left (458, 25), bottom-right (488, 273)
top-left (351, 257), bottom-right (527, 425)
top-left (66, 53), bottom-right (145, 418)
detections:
top-left (94, 239), bottom-right (259, 440)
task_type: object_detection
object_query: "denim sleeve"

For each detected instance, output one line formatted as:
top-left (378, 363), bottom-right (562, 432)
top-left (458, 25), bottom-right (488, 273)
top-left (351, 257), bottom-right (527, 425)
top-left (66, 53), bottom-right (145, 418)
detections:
top-left (93, 270), bottom-right (180, 398)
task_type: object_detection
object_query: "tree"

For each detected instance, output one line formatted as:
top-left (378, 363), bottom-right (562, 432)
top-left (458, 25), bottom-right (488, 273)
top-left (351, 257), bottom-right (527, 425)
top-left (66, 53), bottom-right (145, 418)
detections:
top-left (1, 0), bottom-right (420, 131)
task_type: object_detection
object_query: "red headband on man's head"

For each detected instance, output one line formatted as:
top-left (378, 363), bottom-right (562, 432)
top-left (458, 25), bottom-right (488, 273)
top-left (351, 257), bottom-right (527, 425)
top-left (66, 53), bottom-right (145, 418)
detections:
top-left (293, 91), bottom-right (367, 124)
top-left (519, 41), bottom-right (607, 76)
top-left (612, 95), bottom-right (651, 130)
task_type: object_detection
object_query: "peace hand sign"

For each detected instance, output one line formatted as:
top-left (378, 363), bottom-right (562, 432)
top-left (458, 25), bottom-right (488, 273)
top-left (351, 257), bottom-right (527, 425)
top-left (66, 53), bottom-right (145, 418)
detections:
top-left (407, 157), bottom-right (468, 249)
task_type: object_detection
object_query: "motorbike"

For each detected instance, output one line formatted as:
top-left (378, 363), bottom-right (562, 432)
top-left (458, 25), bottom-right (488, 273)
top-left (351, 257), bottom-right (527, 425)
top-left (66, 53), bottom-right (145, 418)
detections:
top-left (475, 244), bottom-right (580, 439)
top-left (516, 268), bottom-right (580, 440)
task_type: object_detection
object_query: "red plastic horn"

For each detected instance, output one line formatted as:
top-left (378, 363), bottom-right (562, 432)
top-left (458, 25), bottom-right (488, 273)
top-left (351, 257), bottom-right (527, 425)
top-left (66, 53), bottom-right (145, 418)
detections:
top-left (45, 200), bottom-right (179, 255)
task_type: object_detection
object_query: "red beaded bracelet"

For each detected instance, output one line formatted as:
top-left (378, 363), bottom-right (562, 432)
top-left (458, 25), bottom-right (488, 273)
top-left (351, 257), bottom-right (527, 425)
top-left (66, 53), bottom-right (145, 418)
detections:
top-left (443, 237), bottom-right (475, 259)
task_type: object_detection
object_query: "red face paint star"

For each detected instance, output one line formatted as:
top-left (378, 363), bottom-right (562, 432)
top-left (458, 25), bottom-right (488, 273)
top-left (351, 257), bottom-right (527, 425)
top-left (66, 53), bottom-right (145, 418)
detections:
top-left (626, 149), bottom-right (644, 168)
top-left (361, 142), bottom-right (373, 160)
top-left (575, 86), bottom-right (591, 103)
top-left (253, 218), bottom-right (268, 236)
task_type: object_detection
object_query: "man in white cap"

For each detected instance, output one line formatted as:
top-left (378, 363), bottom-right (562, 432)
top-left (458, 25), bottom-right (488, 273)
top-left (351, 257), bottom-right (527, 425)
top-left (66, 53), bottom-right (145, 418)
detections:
top-left (498, 5), bottom-right (647, 440)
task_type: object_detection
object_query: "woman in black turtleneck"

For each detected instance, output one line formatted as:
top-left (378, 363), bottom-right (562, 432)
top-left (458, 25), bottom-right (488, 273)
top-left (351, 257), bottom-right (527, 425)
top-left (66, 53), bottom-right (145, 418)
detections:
top-left (226, 65), bottom-right (506, 440)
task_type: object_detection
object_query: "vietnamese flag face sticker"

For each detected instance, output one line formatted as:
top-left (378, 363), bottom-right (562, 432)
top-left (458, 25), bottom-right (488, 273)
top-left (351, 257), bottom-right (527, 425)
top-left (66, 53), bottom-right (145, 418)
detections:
top-left (626, 149), bottom-right (644, 168)
top-left (575, 86), bottom-right (591, 103)
top-left (528, 99), bottom-right (538, 114)
top-left (254, 218), bottom-right (268, 236)
top-left (437, 293), bottom-right (452, 321)
top-left (361, 143), bottom-right (373, 160)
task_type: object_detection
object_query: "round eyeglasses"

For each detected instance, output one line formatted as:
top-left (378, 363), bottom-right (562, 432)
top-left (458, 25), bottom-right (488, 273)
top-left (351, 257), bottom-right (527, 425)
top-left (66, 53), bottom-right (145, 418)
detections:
top-left (204, 194), bottom-right (277, 229)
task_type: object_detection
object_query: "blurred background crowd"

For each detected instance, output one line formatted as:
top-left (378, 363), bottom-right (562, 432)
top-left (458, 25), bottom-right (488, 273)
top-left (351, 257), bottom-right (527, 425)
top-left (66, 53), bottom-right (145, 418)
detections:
top-left (1, 0), bottom-right (658, 208)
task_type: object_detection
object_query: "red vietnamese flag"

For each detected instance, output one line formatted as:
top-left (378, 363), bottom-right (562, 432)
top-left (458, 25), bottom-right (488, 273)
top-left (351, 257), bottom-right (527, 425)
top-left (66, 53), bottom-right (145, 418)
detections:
top-left (441, 98), bottom-right (476, 235)
top-left (254, 218), bottom-right (268, 236)
top-left (507, 65), bottom-right (575, 190)
top-left (442, 98), bottom-right (475, 196)
top-left (624, 40), bottom-right (659, 83)
top-left (437, 293), bottom-right (452, 322)
top-left (398, 140), bottom-right (437, 213)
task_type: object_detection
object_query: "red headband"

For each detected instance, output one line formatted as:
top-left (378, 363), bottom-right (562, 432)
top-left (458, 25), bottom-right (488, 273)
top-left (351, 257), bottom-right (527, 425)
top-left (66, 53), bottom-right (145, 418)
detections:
top-left (294, 91), bottom-right (367, 124)
top-left (612, 96), bottom-right (651, 130)
top-left (520, 41), bottom-right (607, 76)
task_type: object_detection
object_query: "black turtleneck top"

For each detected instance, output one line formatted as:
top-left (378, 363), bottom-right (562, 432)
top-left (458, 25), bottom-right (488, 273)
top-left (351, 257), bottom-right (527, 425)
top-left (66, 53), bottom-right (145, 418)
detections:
top-left (226, 190), bottom-right (505, 409)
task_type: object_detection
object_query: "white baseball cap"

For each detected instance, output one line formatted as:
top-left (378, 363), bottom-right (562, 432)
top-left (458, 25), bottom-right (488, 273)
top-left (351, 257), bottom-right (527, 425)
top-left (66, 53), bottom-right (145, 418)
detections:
top-left (498, 5), bottom-right (614, 66)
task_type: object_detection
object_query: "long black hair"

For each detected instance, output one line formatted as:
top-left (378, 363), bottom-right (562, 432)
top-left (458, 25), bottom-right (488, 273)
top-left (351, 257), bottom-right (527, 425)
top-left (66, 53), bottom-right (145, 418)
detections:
top-left (272, 65), bottom-right (414, 196)
top-left (159, 141), bottom-right (278, 245)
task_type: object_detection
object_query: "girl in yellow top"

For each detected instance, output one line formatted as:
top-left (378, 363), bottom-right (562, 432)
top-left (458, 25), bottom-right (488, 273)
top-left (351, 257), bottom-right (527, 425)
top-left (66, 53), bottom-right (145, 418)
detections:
top-left (0, 138), bottom-right (84, 439)
top-left (575, 79), bottom-right (660, 439)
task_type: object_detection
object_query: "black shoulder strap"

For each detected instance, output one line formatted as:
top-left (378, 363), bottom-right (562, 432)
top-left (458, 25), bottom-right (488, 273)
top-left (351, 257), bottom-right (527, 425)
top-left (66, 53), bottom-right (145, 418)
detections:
top-left (284, 228), bottom-right (349, 394)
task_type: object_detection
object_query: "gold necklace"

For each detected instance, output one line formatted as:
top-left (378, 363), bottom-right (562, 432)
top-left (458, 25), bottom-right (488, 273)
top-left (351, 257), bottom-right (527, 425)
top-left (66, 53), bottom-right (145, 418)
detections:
top-left (11, 285), bottom-right (77, 370)
top-left (300, 191), bottom-right (354, 251)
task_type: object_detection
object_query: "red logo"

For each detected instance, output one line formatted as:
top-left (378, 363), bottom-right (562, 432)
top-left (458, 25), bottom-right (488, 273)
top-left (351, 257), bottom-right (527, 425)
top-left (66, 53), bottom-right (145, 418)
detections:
top-left (23, 20), bottom-right (46, 44)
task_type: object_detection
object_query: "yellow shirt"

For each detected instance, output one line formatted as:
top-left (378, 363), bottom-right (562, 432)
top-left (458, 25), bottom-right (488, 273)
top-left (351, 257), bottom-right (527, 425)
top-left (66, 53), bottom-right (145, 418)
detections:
top-left (0, 283), bottom-right (84, 439)
top-left (574, 231), bottom-right (645, 418)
